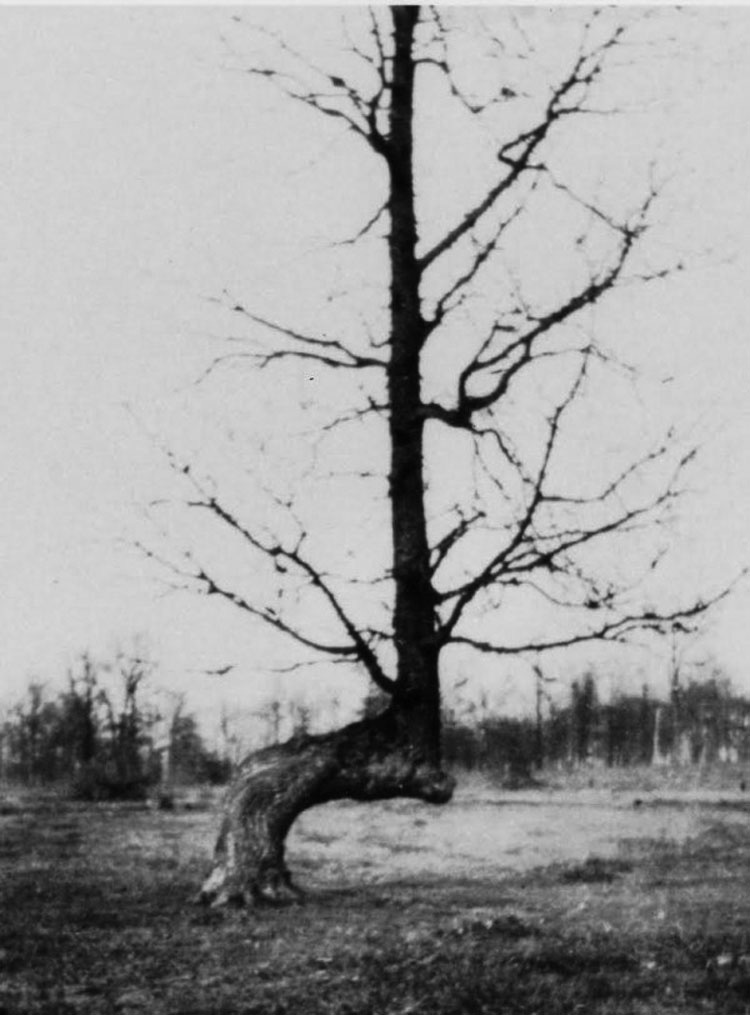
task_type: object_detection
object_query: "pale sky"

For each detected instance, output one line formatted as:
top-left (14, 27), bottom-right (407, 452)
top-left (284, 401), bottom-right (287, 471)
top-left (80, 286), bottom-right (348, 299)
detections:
top-left (2, 5), bottom-right (750, 736)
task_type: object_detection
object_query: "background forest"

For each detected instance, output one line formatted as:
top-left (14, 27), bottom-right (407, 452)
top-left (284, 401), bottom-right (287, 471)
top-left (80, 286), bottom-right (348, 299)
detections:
top-left (3, 651), bottom-right (748, 798)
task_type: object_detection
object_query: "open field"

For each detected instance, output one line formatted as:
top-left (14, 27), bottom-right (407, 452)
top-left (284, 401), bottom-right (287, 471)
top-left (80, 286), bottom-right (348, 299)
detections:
top-left (2, 771), bottom-right (750, 1014)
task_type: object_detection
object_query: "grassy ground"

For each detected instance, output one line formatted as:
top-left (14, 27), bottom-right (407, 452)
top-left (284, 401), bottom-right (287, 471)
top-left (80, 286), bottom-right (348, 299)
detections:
top-left (1, 773), bottom-right (750, 1014)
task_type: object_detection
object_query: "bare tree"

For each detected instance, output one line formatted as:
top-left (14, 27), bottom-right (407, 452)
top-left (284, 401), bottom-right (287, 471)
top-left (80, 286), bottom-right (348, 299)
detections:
top-left (98, 648), bottom-right (156, 798)
top-left (145, 8), bottom-right (735, 905)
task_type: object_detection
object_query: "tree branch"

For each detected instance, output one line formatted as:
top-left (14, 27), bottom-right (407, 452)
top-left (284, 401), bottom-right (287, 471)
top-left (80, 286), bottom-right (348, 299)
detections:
top-left (209, 295), bottom-right (387, 372)
top-left (423, 189), bottom-right (652, 430)
top-left (429, 509), bottom-right (486, 577)
top-left (418, 21), bottom-right (627, 272)
top-left (448, 579), bottom-right (743, 658)
top-left (148, 451), bottom-right (396, 694)
top-left (425, 200), bottom-right (529, 335)
top-left (436, 356), bottom-right (592, 637)
top-left (241, 22), bottom-right (392, 158)
top-left (190, 491), bottom-right (395, 694)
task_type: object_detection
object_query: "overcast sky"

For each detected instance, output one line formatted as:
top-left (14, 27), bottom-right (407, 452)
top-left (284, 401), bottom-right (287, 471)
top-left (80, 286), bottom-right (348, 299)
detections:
top-left (2, 5), bottom-right (750, 734)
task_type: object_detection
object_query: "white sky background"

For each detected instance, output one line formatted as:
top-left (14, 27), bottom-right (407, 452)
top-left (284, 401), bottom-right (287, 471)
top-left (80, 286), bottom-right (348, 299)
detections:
top-left (2, 5), bottom-right (750, 736)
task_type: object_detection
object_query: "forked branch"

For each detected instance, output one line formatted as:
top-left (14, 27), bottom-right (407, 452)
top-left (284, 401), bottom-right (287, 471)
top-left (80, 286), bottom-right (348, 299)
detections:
top-left (221, 299), bottom-right (387, 372)
top-left (240, 18), bottom-right (392, 158)
top-left (148, 452), bottom-right (396, 694)
top-left (418, 18), bottom-right (629, 272)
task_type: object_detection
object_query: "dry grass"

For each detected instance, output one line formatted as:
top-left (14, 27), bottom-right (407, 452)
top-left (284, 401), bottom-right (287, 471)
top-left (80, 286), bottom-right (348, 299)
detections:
top-left (1, 771), bottom-right (750, 1014)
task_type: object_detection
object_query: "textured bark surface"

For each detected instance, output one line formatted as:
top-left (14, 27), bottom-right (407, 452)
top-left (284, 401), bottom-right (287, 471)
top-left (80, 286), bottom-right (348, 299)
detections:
top-left (199, 711), bottom-right (455, 905)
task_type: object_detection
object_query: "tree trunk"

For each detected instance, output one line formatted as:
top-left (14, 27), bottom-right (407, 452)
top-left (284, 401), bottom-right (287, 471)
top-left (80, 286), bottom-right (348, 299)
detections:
top-left (387, 5), bottom-right (442, 758)
top-left (199, 6), bottom-right (455, 907)
top-left (198, 710), bottom-right (454, 906)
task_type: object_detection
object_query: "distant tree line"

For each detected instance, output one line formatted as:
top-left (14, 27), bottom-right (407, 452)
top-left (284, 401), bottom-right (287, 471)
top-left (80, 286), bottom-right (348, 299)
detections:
top-left (5, 654), bottom-right (749, 796)
top-left (0, 651), bottom-right (230, 799)
top-left (441, 665), bottom-right (750, 783)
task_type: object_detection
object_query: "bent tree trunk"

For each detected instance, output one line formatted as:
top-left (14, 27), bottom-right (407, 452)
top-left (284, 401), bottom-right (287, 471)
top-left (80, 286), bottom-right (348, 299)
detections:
top-left (199, 709), bottom-right (455, 905)
top-left (199, 7), bottom-right (451, 906)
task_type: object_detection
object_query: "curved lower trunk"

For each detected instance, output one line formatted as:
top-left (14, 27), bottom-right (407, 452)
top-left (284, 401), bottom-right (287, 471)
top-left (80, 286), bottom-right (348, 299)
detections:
top-left (198, 709), bottom-right (455, 906)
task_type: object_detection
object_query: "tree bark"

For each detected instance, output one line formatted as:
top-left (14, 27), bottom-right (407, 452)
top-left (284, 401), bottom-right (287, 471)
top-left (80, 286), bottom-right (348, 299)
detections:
top-left (198, 710), bottom-right (454, 905)
top-left (387, 6), bottom-right (442, 759)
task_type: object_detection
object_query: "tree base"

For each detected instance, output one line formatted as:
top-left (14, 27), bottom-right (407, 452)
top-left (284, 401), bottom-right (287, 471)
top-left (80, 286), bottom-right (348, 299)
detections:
top-left (198, 712), bottom-right (455, 907)
top-left (197, 868), bottom-right (304, 908)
